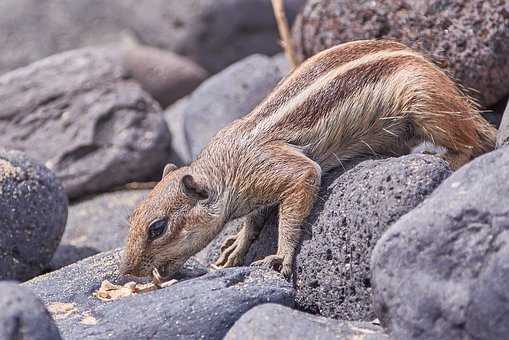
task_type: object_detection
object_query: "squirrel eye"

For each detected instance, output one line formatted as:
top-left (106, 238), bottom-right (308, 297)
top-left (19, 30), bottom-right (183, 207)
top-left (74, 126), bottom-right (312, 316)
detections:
top-left (148, 218), bottom-right (168, 241)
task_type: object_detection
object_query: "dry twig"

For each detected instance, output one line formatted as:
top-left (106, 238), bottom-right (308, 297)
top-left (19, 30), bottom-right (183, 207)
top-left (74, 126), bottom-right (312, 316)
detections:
top-left (271, 0), bottom-right (300, 68)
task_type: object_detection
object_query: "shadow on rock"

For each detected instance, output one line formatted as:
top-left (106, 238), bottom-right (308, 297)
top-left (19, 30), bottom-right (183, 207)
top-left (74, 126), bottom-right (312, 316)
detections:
top-left (24, 248), bottom-right (294, 340)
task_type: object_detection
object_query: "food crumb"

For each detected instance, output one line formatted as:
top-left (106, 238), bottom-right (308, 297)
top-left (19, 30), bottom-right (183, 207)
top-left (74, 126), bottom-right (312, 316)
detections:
top-left (93, 279), bottom-right (178, 302)
top-left (80, 313), bottom-right (98, 325)
top-left (47, 302), bottom-right (77, 320)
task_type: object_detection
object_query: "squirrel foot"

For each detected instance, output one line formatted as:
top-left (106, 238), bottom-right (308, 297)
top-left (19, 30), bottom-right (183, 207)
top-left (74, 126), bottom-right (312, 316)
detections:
top-left (214, 232), bottom-right (249, 268)
top-left (251, 254), bottom-right (293, 280)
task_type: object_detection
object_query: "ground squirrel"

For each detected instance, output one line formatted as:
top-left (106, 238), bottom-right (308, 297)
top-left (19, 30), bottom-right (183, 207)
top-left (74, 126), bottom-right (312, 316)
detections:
top-left (121, 39), bottom-right (496, 280)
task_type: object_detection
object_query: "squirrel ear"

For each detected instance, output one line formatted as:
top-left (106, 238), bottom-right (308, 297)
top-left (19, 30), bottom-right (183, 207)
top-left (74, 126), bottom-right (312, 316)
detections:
top-left (162, 163), bottom-right (178, 179)
top-left (180, 174), bottom-right (208, 200)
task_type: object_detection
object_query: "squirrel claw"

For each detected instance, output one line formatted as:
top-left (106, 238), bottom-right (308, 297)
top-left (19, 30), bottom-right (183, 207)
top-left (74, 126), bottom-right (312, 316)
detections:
top-left (219, 235), bottom-right (237, 253)
top-left (251, 255), bottom-right (283, 269)
top-left (209, 263), bottom-right (220, 271)
top-left (251, 254), bottom-right (293, 280)
top-left (214, 232), bottom-right (250, 268)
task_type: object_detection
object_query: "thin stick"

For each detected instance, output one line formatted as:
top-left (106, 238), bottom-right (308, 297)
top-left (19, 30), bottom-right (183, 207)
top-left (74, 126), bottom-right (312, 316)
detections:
top-left (271, 0), bottom-right (300, 68)
top-left (105, 180), bottom-right (156, 195)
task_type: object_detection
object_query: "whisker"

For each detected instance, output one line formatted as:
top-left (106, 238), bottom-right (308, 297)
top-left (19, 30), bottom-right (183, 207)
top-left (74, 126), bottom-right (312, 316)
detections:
top-left (332, 152), bottom-right (347, 172)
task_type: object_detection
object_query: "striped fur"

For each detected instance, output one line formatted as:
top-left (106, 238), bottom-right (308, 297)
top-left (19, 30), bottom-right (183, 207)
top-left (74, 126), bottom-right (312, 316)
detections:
top-left (122, 40), bottom-right (496, 279)
top-left (208, 40), bottom-right (494, 170)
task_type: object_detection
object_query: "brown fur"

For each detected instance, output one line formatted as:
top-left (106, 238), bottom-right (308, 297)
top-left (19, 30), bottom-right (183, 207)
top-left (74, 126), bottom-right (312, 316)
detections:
top-left (121, 40), bottom-right (496, 279)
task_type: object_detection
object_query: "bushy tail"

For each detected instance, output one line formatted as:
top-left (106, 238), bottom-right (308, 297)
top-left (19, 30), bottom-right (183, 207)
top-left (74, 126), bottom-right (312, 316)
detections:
top-left (471, 114), bottom-right (497, 157)
top-left (412, 71), bottom-right (497, 169)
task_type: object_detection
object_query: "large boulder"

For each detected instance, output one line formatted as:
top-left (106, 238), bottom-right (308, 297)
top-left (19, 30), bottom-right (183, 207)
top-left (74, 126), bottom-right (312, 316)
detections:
top-left (371, 147), bottom-right (509, 340)
top-left (200, 154), bottom-right (451, 321)
top-left (225, 304), bottom-right (389, 340)
top-left (51, 190), bottom-right (150, 269)
top-left (165, 98), bottom-right (194, 165)
top-left (167, 54), bottom-right (290, 160)
top-left (25, 249), bottom-right (294, 340)
top-left (292, 0), bottom-right (509, 106)
top-left (0, 149), bottom-right (67, 281)
top-left (123, 44), bottom-right (208, 108)
top-left (0, 47), bottom-right (171, 198)
top-left (0, 281), bottom-right (62, 340)
top-left (0, 0), bottom-right (305, 75)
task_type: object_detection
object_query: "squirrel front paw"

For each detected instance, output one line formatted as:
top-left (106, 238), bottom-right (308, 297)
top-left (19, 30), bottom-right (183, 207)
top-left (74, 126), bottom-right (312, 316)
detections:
top-left (213, 232), bottom-right (249, 268)
top-left (251, 254), bottom-right (293, 280)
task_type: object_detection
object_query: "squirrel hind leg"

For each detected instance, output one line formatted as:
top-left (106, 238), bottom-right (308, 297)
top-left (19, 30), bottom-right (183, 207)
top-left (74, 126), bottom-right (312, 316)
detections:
top-left (414, 126), bottom-right (473, 170)
top-left (438, 150), bottom-right (472, 170)
top-left (409, 139), bottom-right (471, 170)
top-left (411, 111), bottom-right (479, 170)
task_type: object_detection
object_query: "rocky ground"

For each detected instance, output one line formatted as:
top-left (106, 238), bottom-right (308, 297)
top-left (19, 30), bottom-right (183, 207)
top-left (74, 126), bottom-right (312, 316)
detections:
top-left (1, 1), bottom-right (508, 340)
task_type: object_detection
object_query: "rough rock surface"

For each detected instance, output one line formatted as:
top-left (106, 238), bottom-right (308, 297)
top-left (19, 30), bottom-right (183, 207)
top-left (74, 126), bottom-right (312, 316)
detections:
top-left (0, 281), bottom-right (62, 340)
top-left (292, 0), bottom-right (509, 106)
top-left (225, 304), bottom-right (388, 340)
top-left (51, 190), bottom-right (149, 269)
top-left (172, 54), bottom-right (290, 159)
top-left (25, 249), bottom-right (294, 340)
top-left (497, 99), bottom-right (509, 147)
top-left (0, 0), bottom-right (305, 74)
top-left (199, 154), bottom-right (451, 321)
top-left (123, 45), bottom-right (208, 108)
top-left (0, 149), bottom-right (67, 281)
top-left (0, 47), bottom-right (171, 198)
top-left (372, 147), bottom-right (509, 340)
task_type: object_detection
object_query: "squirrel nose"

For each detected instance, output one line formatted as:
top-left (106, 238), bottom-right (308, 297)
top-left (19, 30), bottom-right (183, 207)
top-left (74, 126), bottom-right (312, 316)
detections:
top-left (120, 259), bottom-right (140, 276)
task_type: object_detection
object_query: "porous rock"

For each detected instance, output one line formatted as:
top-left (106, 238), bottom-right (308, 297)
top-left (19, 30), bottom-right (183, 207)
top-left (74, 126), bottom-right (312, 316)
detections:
top-left (0, 47), bottom-right (171, 198)
top-left (25, 249), bottom-right (294, 340)
top-left (0, 0), bottom-right (305, 74)
top-left (292, 0), bottom-right (509, 106)
top-left (225, 303), bottom-right (389, 340)
top-left (123, 45), bottom-right (208, 108)
top-left (0, 149), bottom-right (67, 281)
top-left (497, 99), bottom-right (509, 147)
top-left (170, 54), bottom-right (290, 159)
top-left (371, 147), bottom-right (509, 340)
top-left (51, 190), bottom-right (150, 269)
top-left (0, 281), bottom-right (62, 340)
top-left (200, 154), bottom-right (451, 321)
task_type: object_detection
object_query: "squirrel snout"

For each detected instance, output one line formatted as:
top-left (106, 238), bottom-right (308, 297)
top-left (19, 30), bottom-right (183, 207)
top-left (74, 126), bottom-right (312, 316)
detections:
top-left (119, 258), bottom-right (141, 277)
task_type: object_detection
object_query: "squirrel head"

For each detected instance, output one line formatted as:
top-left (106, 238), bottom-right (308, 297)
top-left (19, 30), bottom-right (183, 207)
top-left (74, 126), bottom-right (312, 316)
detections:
top-left (121, 163), bottom-right (224, 278)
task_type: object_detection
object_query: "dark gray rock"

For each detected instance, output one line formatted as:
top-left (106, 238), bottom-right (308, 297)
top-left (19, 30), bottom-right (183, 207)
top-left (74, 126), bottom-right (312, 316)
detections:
top-left (200, 154), bottom-right (451, 321)
top-left (0, 150), bottom-right (67, 281)
top-left (51, 190), bottom-right (149, 269)
top-left (0, 47), bottom-right (171, 198)
top-left (482, 95), bottom-right (506, 129)
top-left (497, 99), bottom-right (509, 147)
top-left (225, 304), bottom-right (389, 340)
top-left (171, 54), bottom-right (290, 159)
top-left (293, 0), bottom-right (509, 106)
top-left (25, 249), bottom-right (294, 340)
top-left (0, 281), bottom-right (62, 340)
top-left (371, 147), bottom-right (509, 340)
top-left (123, 45), bottom-right (208, 108)
top-left (0, 0), bottom-right (305, 75)
top-left (257, 155), bottom-right (450, 321)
